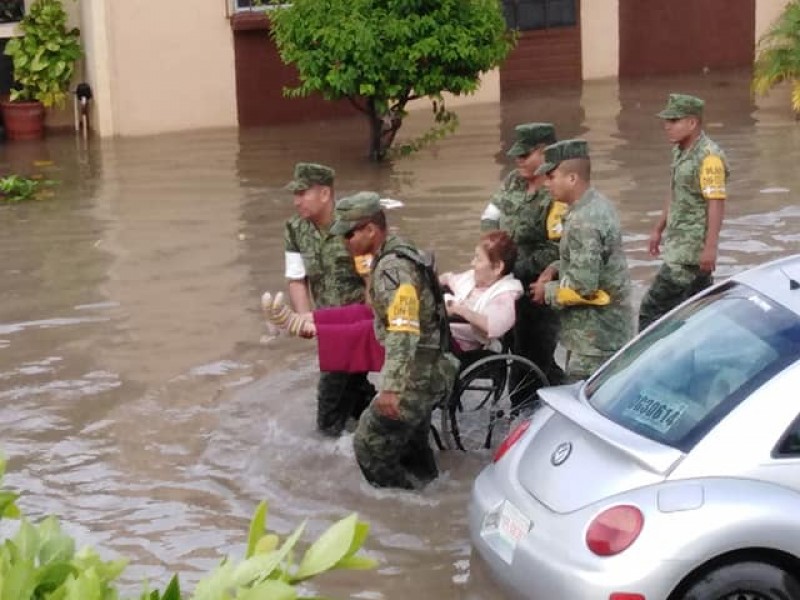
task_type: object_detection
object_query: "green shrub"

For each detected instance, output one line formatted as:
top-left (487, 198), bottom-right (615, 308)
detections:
top-left (0, 456), bottom-right (377, 599)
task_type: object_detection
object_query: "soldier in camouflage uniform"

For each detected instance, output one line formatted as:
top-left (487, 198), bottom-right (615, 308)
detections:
top-left (532, 140), bottom-right (634, 382)
top-left (283, 163), bottom-right (375, 436)
top-left (330, 192), bottom-right (458, 490)
top-left (639, 94), bottom-right (730, 331)
top-left (480, 123), bottom-right (566, 390)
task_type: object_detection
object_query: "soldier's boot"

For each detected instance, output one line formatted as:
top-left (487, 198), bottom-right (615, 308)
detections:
top-left (261, 291), bottom-right (315, 337)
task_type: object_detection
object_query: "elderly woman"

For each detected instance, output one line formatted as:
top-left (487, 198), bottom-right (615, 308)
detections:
top-left (263, 230), bottom-right (523, 372)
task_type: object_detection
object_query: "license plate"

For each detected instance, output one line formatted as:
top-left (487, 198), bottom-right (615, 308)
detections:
top-left (481, 500), bottom-right (532, 563)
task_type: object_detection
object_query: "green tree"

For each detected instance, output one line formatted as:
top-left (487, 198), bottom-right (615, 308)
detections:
top-left (753, 0), bottom-right (800, 117)
top-left (269, 0), bottom-right (515, 161)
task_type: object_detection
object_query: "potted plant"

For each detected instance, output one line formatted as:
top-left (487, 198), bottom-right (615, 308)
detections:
top-left (1, 0), bottom-right (81, 140)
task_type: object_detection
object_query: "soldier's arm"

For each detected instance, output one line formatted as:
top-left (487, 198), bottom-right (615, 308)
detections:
top-left (544, 220), bottom-right (603, 307)
top-left (284, 221), bottom-right (312, 313)
top-left (481, 173), bottom-right (515, 231)
top-left (480, 201), bottom-right (501, 231)
top-left (699, 154), bottom-right (727, 272)
top-left (374, 257), bottom-right (420, 394)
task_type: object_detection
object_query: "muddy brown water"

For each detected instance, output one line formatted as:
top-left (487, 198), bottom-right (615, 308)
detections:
top-left (0, 71), bottom-right (798, 598)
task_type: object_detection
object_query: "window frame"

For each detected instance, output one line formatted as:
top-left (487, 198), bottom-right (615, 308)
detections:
top-left (502, 0), bottom-right (577, 33)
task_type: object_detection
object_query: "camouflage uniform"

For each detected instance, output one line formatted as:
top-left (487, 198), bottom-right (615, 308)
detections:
top-left (331, 193), bottom-right (457, 489)
top-left (481, 123), bottom-right (566, 390)
top-left (284, 163), bottom-right (375, 435)
top-left (537, 141), bottom-right (635, 382)
top-left (639, 95), bottom-right (730, 331)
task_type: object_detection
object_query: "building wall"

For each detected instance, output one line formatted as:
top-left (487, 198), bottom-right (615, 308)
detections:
top-left (618, 0), bottom-right (756, 78)
top-left (71, 0), bottom-right (791, 137)
top-left (84, 0), bottom-right (237, 137)
top-left (231, 13), bottom-right (357, 127)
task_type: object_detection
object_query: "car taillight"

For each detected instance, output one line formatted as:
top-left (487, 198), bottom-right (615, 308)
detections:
top-left (492, 420), bottom-right (531, 463)
top-left (609, 594), bottom-right (645, 600)
top-left (586, 505), bottom-right (643, 556)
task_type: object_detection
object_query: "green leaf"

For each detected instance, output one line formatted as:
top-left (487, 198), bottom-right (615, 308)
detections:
top-left (332, 555), bottom-right (378, 571)
top-left (236, 579), bottom-right (297, 600)
top-left (246, 501), bottom-right (267, 559)
top-left (232, 520), bottom-right (306, 587)
top-left (1, 555), bottom-right (36, 600)
top-left (161, 574), bottom-right (182, 600)
top-left (13, 519), bottom-right (39, 563)
top-left (33, 562), bottom-right (77, 594)
top-left (295, 514), bottom-right (357, 580)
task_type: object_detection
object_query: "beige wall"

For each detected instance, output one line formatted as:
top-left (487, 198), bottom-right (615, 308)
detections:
top-left (581, 0), bottom-right (619, 80)
top-left (84, 0), bottom-right (237, 137)
top-left (756, 0), bottom-right (791, 42)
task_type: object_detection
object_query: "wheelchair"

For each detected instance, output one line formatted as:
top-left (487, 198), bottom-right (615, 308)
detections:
top-left (432, 335), bottom-right (550, 454)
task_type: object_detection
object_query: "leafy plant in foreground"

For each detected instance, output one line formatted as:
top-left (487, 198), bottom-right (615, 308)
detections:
top-left (0, 174), bottom-right (54, 203)
top-left (0, 457), bottom-right (377, 599)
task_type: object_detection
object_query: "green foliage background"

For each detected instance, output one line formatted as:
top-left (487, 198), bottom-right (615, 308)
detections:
top-left (753, 0), bottom-right (800, 114)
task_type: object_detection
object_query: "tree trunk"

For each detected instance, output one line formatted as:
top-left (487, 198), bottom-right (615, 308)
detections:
top-left (365, 97), bottom-right (404, 162)
top-left (368, 110), bottom-right (386, 162)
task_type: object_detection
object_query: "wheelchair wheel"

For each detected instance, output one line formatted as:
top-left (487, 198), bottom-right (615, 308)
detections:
top-left (445, 354), bottom-right (548, 453)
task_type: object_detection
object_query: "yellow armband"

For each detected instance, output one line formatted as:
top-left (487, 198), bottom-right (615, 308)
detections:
top-left (354, 254), bottom-right (373, 277)
top-left (546, 201), bottom-right (568, 241)
top-left (387, 283), bottom-right (420, 333)
top-left (699, 155), bottom-right (726, 200)
top-left (556, 288), bottom-right (611, 307)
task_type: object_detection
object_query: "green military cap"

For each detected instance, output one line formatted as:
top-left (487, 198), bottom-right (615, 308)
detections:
top-left (330, 191), bottom-right (383, 236)
top-left (506, 122), bottom-right (557, 157)
top-left (285, 162), bottom-right (335, 192)
top-left (657, 93), bottom-right (705, 119)
top-left (534, 139), bottom-right (590, 176)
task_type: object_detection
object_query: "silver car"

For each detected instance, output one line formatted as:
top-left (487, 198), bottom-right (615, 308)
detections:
top-left (469, 254), bottom-right (800, 600)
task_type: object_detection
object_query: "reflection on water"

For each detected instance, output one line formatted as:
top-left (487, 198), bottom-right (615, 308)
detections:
top-left (0, 71), bottom-right (798, 597)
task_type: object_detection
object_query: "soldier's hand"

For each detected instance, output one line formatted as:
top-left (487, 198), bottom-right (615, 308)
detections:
top-left (648, 229), bottom-right (662, 257)
top-left (531, 280), bottom-right (547, 305)
top-left (375, 391), bottom-right (401, 420)
top-left (699, 247), bottom-right (717, 273)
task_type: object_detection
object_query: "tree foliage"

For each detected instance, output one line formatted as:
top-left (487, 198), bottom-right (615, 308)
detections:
top-left (269, 0), bottom-right (515, 161)
top-left (753, 0), bottom-right (800, 116)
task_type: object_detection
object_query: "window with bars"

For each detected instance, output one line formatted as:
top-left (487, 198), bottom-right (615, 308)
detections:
top-left (502, 0), bottom-right (577, 31)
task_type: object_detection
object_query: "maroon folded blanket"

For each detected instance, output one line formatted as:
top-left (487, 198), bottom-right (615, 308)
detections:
top-left (314, 304), bottom-right (385, 373)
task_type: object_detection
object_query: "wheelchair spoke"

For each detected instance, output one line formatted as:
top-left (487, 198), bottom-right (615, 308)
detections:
top-left (445, 353), bottom-right (549, 454)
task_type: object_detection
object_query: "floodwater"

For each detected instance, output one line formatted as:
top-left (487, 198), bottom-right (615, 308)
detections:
top-left (0, 71), bottom-right (798, 598)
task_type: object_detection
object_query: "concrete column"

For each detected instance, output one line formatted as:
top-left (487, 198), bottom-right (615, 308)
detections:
top-left (79, 0), bottom-right (115, 136)
top-left (581, 0), bottom-right (619, 80)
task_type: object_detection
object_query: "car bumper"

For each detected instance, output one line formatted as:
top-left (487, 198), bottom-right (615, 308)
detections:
top-left (469, 465), bottom-right (687, 600)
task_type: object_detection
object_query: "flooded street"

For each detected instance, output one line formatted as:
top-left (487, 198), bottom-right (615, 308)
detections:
top-left (0, 71), bottom-right (799, 598)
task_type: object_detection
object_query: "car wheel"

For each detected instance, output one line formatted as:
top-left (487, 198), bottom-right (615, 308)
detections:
top-left (681, 561), bottom-right (800, 600)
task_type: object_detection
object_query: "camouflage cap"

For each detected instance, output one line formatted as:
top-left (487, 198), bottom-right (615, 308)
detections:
top-left (534, 139), bottom-right (590, 176)
top-left (285, 162), bottom-right (335, 192)
top-left (657, 93), bottom-right (705, 119)
top-left (506, 122), bottom-right (557, 157)
top-left (330, 191), bottom-right (383, 236)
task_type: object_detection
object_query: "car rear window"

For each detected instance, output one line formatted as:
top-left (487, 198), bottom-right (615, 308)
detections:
top-left (585, 282), bottom-right (800, 452)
